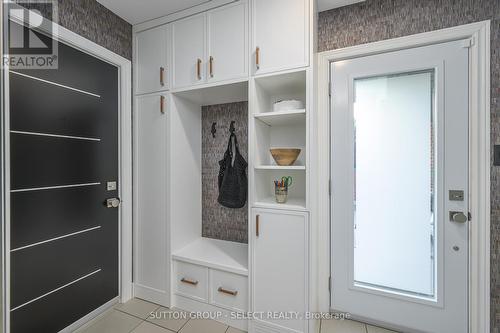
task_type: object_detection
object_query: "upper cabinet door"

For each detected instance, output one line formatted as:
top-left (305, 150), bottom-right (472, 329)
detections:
top-left (135, 26), bottom-right (169, 94)
top-left (207, 1), bottom-right (248, 83)
top-left (172, 13), bottom-right (206, 89)
top-left (252, 0), bottom-right (309, 75)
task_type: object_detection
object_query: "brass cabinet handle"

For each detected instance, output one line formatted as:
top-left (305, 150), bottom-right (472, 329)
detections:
top-left (256, 47), bottom-right (260, 69)
top-left (209, 56), bottom-right (214, 78)
top-left (218, 287), bottom-right (238, 296)
top-left (256, 214), bottom-right (260, 237)
top-left (160, 67), bottom-right (165, 86)
top-left (197, 58), bottom-right (202, 80)
top-left (181, 277), bottom-right (198, 286)
top-left (160, 95), bottom-right (165, 114)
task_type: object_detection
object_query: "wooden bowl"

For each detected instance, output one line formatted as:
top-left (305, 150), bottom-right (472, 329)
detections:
top-left (270, 148), bottom-right (301, 166)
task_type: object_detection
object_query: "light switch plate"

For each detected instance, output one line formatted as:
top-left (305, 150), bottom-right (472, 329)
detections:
top-left (494, 145), bottom-right (500, 166)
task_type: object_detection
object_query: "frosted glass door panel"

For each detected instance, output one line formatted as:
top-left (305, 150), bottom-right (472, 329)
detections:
top-left (353, 71), bottom-right (435, 297)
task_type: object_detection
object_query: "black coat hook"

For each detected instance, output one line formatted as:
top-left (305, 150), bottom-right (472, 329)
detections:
top-left (211, 122), bottom-right (217, 138)
top-left (229, 121), bottom-right (236, 134)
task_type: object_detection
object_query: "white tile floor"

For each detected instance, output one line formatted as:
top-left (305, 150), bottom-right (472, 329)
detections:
top-left (75, 298), bottom-right (399, 333)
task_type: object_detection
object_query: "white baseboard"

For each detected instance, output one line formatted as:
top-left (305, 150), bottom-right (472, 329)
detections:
top-left (133, 283), bottom-right (170, 308)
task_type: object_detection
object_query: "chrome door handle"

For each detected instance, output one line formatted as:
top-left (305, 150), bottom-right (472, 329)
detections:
top-left (450, 211), bottom-right (468, 223)
top-left (106, 198), bottom-right (121, 208)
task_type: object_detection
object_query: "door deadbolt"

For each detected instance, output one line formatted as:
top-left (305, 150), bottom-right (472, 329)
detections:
top-left (449, 211), bottom-right (468, 223)
top-left (106, 198), bottom-right (121, 208)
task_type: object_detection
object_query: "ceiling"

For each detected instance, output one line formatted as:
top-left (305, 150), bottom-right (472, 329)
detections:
top-left (96, 0), bottom-right (213, 25)
top-left (318, 0), bottom-right (365, 12)
top-left (97, 0), bottom-right (366, 25)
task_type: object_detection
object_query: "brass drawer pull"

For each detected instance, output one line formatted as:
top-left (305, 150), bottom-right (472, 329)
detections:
top-left (197, 58), bottom-right (202, 80)
top-left (256, 214), bottom-right (260, 237)
top-left (160, 67), bottom-right (165, 86)
top-left (218, 287), bottom-right (238, 296)
top-left (181, 277), bottom-right (198, 286)
top-left (209, 56), bottom-right (214, 78)
top-left (160, 95), bottom-right (165, 114)
top-left (256, 47), bottom-right (260, 69)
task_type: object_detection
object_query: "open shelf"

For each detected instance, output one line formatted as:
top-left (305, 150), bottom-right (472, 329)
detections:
top-left (172, 237), bottom-right (248, 276)
top-left (254, 109), bottom-right (306, 126)
top-left (254, 197), bottom-right (306, 211)
top-left (254, 70), bottom-right (306, 115)
top-left (253, 169), bottom-right (306, 210)
top-left (254, 119), bottom-right (306, 166)
top-left (251, 69), bottom-right (308, 210)
top-left (254, 165), bottom-right (306, 170)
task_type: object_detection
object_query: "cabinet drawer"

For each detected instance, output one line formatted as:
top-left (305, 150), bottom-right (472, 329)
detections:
top-left (174, 261), bottom-right (208, 302)
top-left (209, 269), bottom-right (247, 312)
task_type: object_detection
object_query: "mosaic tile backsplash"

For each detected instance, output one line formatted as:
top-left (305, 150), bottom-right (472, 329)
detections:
top-left (318, 0), bottom-right (500, 330)
top-left (202, 102), bottom-right (248, 244)
top-left (17, 0), bottom-right (132, 60)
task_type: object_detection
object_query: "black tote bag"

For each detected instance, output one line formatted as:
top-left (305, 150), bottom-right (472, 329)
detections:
top-left (218, 132), bottom-right (247, 208)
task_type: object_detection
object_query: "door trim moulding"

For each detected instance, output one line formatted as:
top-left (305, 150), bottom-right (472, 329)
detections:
top-left (316, 21), bottom-right (490, 333)
top-left (3, 5), bottom-right (133, 333)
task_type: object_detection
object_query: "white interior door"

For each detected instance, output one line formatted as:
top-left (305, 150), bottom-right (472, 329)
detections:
top-left (330, 40), bottom-right (469, 333)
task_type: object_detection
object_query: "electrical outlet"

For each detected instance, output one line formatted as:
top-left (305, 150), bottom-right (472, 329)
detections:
top-left (494, 145), bottom-right (500, 166)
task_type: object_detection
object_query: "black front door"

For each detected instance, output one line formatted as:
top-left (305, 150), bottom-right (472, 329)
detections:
top-left (9, 21), bottom-right (119, 333)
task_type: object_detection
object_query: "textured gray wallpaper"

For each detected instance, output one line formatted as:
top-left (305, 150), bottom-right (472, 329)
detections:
top-left (318, 0), bottom-right (500, 330)
top-left (16, 0), bottom-right (132, 60)
top-left (201, 102), bottom-right (248, 244)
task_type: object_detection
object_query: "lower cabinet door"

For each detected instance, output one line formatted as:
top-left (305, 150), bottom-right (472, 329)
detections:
top-left (174, 261), bottom-right (209, 303)
top-left (209, 269), bottom-right (248, 312)
top-left (251, 208), bottom-right (309, 333)
top-left (134, 93), bottom-right (169, 305)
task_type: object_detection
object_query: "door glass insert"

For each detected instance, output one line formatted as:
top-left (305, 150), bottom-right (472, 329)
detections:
top-left (353, 70), bottom-right (436, 298)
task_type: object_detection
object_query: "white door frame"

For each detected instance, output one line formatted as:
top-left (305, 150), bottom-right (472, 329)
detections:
top-left (2, 5), bottom-right (133, 333)
top-left (316, 21), bottom-right (490, 333)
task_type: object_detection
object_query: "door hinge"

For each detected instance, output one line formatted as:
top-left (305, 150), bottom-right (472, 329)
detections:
top-left (328, 179), bottom-right (332, 196)
top-left (462, 37), bottom-right (475, 48)
top-left (468, 212), bottom-right (472, 221)
top-left (328, 276), bottom-right (332, 292)
top-left (328, 81), bottom-right (332, 97)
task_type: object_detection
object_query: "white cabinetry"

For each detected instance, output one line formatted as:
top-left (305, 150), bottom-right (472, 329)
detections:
top-left (252, 0), bottom-right (309, 75)
top-left (207, 1), bottom-right (248, 83)
top-left (135, 26), bottom-right (169, 94)
top-left (133, 93), bottom-right (169, 305)
top-left (174, 261), bottom-right (209, 303)
top-left (172, 13), bottom-right (206, 88)
top-left (133, 1), bottom-right (314, 331)
top-left (251, 209), bottom-right (309, 333)
top-left (172, 0), bottom-right (248, 89)
top-left (172, 238), bottom-right (248, 331)
top-left (209, 269), bottom-right (248, 312)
